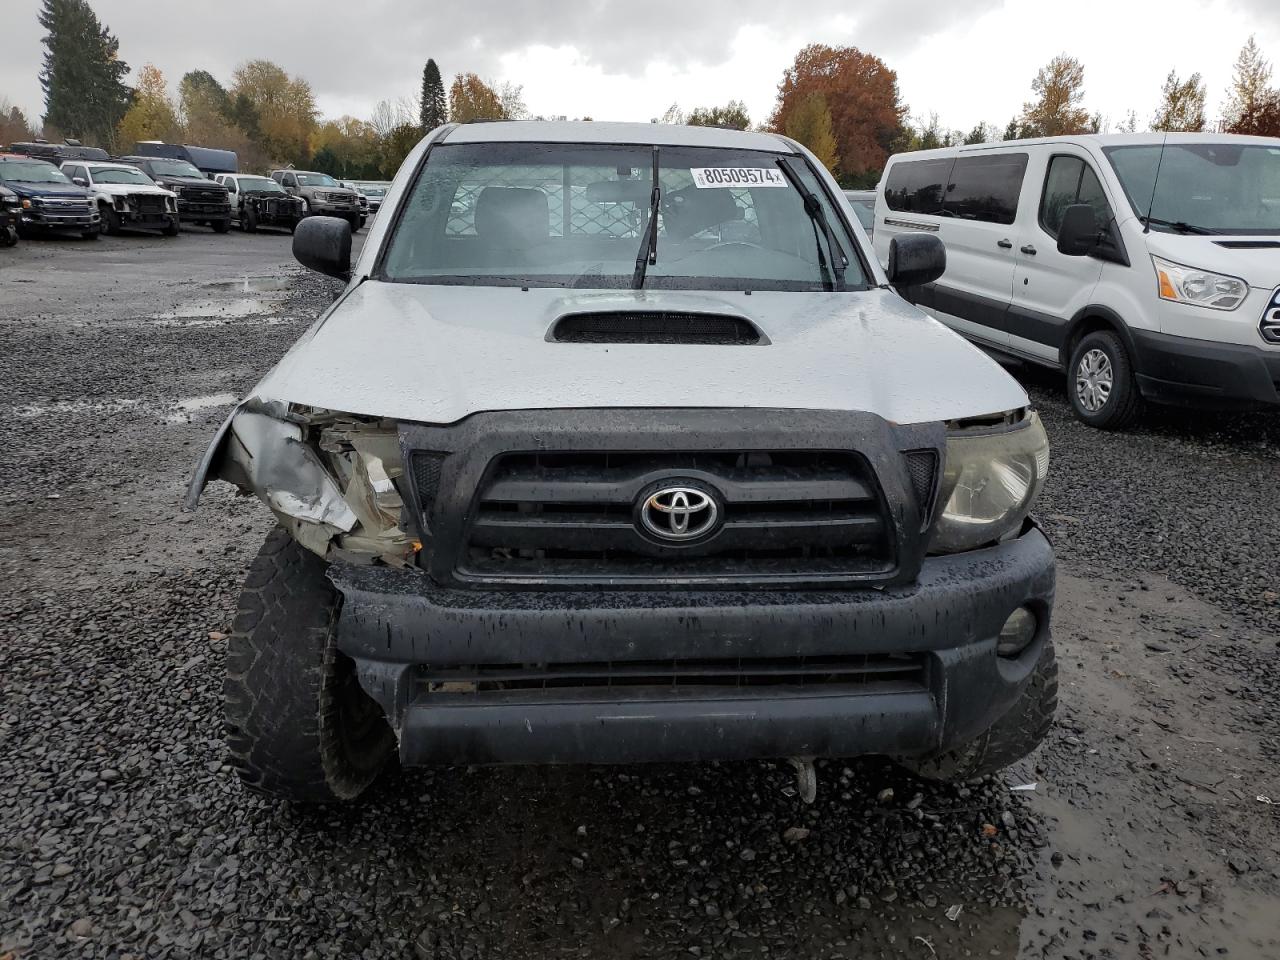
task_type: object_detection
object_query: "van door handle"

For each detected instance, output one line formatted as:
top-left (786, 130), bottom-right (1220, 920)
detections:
top-left (1020, 244), bottom-right (1037, 255)
top-left (997, 239), bottom-right (1013, 249)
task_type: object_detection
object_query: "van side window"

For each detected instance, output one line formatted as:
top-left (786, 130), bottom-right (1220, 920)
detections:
top-left (883, 158), bottom-right (953, 214)
top-left (942, 154), bottom-right (1028, 224)
top-left (1040, 155), bottom-right (1114, 237)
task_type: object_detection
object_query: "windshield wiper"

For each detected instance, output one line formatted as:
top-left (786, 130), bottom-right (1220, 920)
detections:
top-left (1139, 216), bottom-right (1219, 236)
top-left (776, 158), bottom-right (847, 292)
top-left (631, 147), bottom-right (660, 289)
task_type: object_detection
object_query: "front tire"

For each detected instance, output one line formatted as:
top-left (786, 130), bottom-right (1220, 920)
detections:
top-left (211, 218), bottom-right (231, 234)
top-left (897, 639), bottom-right (1058, 782)
top-left (1068, 330), bottom-right (1142, 429)
top-left (244, 206), bottom-right (259, 233)
top-left (224, 528), bottom-right (396, 803)
top-left (163, 216), bottom-right (179, 237)
top-left (100, 204), bottom-right (121, 236)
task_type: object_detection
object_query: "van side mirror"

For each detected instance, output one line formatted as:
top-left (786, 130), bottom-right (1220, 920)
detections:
top-left (1056, 204), bottom-right (1099, 256)
top-left (293, 216), bottom-right (352, 280)
top-left (886, 233), bottom-right (946, 288)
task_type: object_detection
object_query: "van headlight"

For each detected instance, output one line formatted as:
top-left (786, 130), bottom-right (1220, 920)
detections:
top-left (1152, 256), bottom-right (1248, 311)
top-left (928, 413), bottom-right (1049, 554)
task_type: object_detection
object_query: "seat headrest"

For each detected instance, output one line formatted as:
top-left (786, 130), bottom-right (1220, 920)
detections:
top-left (475, 186), bottom-right (549, 246)
top-left (661, 186), bottom-right (743, 241)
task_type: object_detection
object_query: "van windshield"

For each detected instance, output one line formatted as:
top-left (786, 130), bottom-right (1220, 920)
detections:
top-left (1104, 142), bottom-right (1280, 235)
top-left (379, 142), bottom-right (866, 292)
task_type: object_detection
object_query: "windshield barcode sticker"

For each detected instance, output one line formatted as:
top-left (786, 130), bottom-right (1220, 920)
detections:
top-left (690, 168), bottom-right (787, 188)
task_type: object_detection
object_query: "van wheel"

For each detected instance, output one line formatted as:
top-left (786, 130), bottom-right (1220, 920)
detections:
top-left (897, 639), bottom-right (1058, 782)
top-left (224, 528), bottom-right (397, 803)
top-left (1068, 330), bottom-right (1142, 429)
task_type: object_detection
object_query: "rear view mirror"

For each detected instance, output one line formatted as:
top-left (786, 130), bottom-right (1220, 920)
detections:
top-left (585, 180), bottom-right (650, 205)
top-left (886, 233), bottom-right (946, 288)
top-left (293, 216), bottom-right (351, 280)
top-left (1057, 204), bottom-right (1099, 256)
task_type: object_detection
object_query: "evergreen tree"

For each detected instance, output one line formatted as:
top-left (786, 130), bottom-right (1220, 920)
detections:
top-left (420, 59), bottom-right (447, 131)
top-left (38, 0), bottom-right (131, 147)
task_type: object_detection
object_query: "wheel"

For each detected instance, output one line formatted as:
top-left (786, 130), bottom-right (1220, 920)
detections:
top-left (224, 528), bottom-right (396, 803)
top-left (211, 218), bottom-right (231, 234)
top-left (1068, 330), bottom-right (1142, 429)
top-left (897, 639), bottom-right (1058, 782)
top-left (100, 204), bottom-right (121, 236)
top-left (244, 205), bottom-right (259, 233)
top-left (163, 217), bottom-right (179, 237)
top-left (0, 226), bottom-right (16, 247)
top-left (348, 215), bottom-right (360, 233)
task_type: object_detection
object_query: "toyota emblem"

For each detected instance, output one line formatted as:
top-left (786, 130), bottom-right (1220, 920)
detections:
top-left (638, 485), bottom-right (721, 542)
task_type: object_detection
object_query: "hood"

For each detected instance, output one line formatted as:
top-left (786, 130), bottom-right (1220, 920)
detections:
top-left (1139, 229), bottom-right (1280, 290)
top-left (1, 181), bottom-right (89, 200)
top-left (155, 176), bottom-right (226, 192)
top-left (94, 183), bottom-right (174, 198)
top-left (249, 283), bottom-right (1028, 426)
top-left (244, 189), bottom-right (298, 200)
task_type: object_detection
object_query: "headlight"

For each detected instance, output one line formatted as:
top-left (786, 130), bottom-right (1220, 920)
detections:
top-left (929, 412), bottom-right (1049, 554)
top-left (1152, 256), bottom-right (1248, 311)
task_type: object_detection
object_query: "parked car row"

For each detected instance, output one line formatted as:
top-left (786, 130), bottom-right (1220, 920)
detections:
top-left (1, 138), bottom-right (389, 248)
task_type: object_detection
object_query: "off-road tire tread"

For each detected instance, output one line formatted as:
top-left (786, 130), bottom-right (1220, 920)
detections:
top-left (1070, 331), bottom-right (1142, 430)
top-left (223, 528), bottom-right (394, 802)
top-left (900, 639), bottom-right (1058, 782)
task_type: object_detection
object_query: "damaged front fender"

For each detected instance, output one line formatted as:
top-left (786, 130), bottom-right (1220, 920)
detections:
top-left (184, 399), bottom-right (416, 565)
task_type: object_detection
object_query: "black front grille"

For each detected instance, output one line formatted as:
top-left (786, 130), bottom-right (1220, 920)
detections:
top-left (1262, 289), bottom-right (1280, 344)
top-left (181, 189), bottom-right (225, 204)
top-left (456, 450), bottom-right (893, 583)
top-left (550, 311), bottom-right (762, 345)
top-left (418, 652), bottom-right (926, 695)
top-left (134, 194), bottom-right (166, 214)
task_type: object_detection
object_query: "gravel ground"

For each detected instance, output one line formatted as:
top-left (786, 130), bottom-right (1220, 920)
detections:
top-left (1, 230), bottom-right (1277, 959)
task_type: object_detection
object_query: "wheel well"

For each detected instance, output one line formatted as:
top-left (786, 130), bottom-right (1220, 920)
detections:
top-left (1060, 310), bottom-right (1134, 369)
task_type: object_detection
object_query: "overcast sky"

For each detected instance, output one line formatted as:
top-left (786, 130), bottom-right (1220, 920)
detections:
top-left (3, 0), bottom-right (1279, 137)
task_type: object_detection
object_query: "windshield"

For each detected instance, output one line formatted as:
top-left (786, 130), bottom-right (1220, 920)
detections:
top-left (0, 161), bottom-right (71, 184)
top-left (91, 167), bottom-right (153, 185)
top-left (238, 176), bottom-right (284, 193)
top-left (380, 142), bottom-right (866, 292)
top-left (146, 159), bottom-right (203, 178)
top-left (297, 173), bottom-right (339, 187)
top-left (1104, 142), bottom-right (1280, 235)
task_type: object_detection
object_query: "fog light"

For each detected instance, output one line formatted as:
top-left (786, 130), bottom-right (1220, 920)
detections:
top-left (997, 607), bottom-right (1037, 657)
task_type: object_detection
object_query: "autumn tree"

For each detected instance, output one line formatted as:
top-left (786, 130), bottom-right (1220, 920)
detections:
top-left (420, 59), bottom-right (447, 131)
top-left (312, 116), bottom-right (383, 178)
top-left (687, 101), bottom-right (751, 130)
top-left (498, 82), bottom-right (529, 121)
top-left (1020, 54), bottom-right (1091, 137)
top-left (38, 0), bottom-right (131, 148)
top-left (1223, 37), bottom-right (1280, 136)
top-left (449, 74), bottom-right (505, 123)
top-left (784, 92), bottom-right (839, 173)
top-left (1151, 70), bottom-right (1206, 132)
top-left (230, 60), bottom-right (317, 164)
top-left (117, 64), bottom-right (182, 148)
top-left (769, 44), bottom-right (905, 181)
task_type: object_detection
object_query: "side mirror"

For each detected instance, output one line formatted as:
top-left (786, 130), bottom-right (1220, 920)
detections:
top-left (1056, 204), bottom-right (1099, 256)
top-left (72, 177), bottom-right (87, 187)
top-left (293, 216), bottom-right (352, 280)
top-left (886, 233), bottom-right (946, 288)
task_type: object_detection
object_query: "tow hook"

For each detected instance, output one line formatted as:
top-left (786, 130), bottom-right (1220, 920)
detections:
top-left (788, 756), bottom-right (817, 804)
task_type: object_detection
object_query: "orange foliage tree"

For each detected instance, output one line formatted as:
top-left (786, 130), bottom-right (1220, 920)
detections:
top-left (768, 44), bottom-right (906, 184)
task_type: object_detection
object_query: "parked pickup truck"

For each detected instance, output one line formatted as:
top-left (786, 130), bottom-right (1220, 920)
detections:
top-left (0, 184), bottom-right (18, 245)
top-left (60, 160), bottom-right (179, 236)
top-left (190, 121), bottom-right (1056, 805)
top-left (119, 156), bottom-right (231, 233)
top-left (0, 156), bottom-right (99, 239)
top-left (270, 169), bottom-right (362, 231)
top-left (215, 173), bottom-right (305, 233)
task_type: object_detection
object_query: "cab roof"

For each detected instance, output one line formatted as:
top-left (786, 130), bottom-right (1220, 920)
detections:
top-left (442, 120), bottom-right (795, 153)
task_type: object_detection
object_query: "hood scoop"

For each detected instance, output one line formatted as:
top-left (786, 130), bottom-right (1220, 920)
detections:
top-left (548, 311), bottom-right (766, 345)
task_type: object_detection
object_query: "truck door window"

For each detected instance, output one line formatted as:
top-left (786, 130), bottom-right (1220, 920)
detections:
top-left (1040, 155), bottom-right (1114, 237)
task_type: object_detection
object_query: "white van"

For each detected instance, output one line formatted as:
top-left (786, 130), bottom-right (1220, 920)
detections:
top-left (873, 134), bottom-right (1280, 428)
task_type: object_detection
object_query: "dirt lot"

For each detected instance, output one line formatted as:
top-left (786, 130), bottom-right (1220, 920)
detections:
top-left (2, 228), bottom-right (1278, 960)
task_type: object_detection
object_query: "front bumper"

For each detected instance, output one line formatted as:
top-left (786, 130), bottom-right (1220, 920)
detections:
top-left (176, 199), bottom-right (230, 221)
top-left (310, 201), bottom-right (358, 215)
top-left (20, 209), bottom-right (99, 230)
top-left (331, 525), bottom-right (1056, 766)
top-left (1133, 328), bottom-right (1280, 409)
